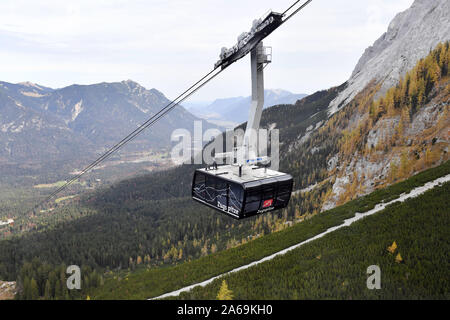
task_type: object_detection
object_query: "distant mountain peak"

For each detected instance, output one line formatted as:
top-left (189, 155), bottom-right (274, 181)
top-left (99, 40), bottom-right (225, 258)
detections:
top-left (121, 79), bottom-right (145, 89)
top-left (0, 78), bottom-right (215, 164)
top-left (18, 81), bottom-right (37, 87)
top-left (16, 81), bottom-right (53, 92)
top-left (121, 79), bottom-right (140, 85)
top-left (267, 88), bottom-right (293, 96)
top-left (189, 89), bottom-right (308, 124)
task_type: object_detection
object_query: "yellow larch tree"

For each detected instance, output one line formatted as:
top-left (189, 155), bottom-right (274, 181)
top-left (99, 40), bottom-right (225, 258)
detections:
top-left (217, 280), bottom-right (233, 300)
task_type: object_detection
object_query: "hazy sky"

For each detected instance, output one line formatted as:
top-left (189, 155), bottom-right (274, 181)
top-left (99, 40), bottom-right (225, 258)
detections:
top-left (0, 0), bottom-right (414, 102)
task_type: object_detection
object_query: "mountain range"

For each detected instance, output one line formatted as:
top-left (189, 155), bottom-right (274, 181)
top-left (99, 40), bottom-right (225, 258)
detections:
top-left (0, 80), bottom-right (216, 166)
top-left (187, 89), bottom-right (307, 126)
top-left (0, 0), bottom-right (449, 301)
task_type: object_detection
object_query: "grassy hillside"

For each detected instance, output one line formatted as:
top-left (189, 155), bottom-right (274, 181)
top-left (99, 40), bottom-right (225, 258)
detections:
top-left (177, 181), bottom-right (450, 300)
top-left (90, 161), bottom-right (449, 299)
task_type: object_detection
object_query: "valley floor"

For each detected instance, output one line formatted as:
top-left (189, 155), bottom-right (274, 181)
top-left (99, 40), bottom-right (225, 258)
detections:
top-left (0, 150), bottom-right (172, 240)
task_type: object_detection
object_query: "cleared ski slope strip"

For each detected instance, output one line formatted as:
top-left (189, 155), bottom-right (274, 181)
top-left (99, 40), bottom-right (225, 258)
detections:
top-left (151, 174), bottom-right (450, 300)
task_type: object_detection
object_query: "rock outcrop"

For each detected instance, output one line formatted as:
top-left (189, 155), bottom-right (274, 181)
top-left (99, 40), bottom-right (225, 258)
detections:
top-left (328, 0), bottom-right (450, 115)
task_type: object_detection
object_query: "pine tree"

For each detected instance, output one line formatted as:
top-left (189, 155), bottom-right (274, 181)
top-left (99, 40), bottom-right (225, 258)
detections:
top-left (22, 276), bottom-right (31, 300)
top-left (48, 271), bottom-right (57, 298)
top-left (217, 280), bottom-right (233, 300)
top-left (54, 279), bottom-right (62, 300)
top-left (30, 278), bottom-right (39, 300)
top-left (84, 276), bottom-right (90, 290)
top-left (44, 279), bottom-right (52, 300)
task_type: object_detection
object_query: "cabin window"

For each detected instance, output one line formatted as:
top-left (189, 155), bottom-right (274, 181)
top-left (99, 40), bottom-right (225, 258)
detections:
top-left (216, 180), bottom-right (228, 209)
top-left (229, 183), bottom-right (243, 212)
top-left (205, 175), bottom-right (217, 205)
top-left (244, 189), bottom-right (261, 213)
top-left (278, 183), bottom-right (291, 194)
top-left (262, 186), bottom-right (275, 201)
top-left (276, 193), bottom-right (290, 206)
top-left (276, 183), bottom-right (292, 206)
top-left (193, 173), bottom-right (205, 199)
top-left (246, 189), bottom-right (261, 202)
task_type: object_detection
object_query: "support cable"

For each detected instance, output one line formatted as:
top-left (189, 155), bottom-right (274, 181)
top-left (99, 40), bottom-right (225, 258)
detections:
top-left (282, 0), bottom-right (312, 24)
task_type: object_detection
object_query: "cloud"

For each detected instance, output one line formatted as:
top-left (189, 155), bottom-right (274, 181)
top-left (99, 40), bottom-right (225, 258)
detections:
top-left (0, 0), bottom-right (414, 100)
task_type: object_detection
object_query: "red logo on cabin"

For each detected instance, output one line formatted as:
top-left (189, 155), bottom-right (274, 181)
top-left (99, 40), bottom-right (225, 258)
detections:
top-left (263, 199), bottom-right (273, 208)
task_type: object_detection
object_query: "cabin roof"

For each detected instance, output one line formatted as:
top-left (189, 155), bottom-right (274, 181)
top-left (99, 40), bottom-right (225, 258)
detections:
top-left (196, 164), bottom-right (291, 185)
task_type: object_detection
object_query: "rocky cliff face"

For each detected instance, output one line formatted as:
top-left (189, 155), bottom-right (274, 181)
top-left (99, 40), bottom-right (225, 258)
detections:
top-left (321, 46), bottom-right (449, 211)
top-left (278, 0), bottom-right (450, 212)
top-left (328, 0), bottom-right (450, 115)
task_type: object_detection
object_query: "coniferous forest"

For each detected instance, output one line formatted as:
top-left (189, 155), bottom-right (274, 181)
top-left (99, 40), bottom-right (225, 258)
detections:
top-left (0, 42), bottom-right (448, 300)
top-left (176, 182), bottom-right (450, 300)
top-left (90, 161), bottom-right (449, 299)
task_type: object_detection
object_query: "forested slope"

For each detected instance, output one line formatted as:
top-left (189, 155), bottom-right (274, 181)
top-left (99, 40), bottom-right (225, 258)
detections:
top-left (89, 161), bottom-right (449, 299)
top-left (176, 181), bottom-right (450, 300)
top-left (0, 82), bottom-right (349, 281)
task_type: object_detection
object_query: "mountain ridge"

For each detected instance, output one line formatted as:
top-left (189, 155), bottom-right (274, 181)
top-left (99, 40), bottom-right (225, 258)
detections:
top-left (188, 89), bottom-right (307, 125)
top-left (0, 79), bottom-right (217, 166)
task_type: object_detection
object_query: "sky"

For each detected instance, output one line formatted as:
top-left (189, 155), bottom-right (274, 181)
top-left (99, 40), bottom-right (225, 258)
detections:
top-left (0, 0), bottom-right (414, 102)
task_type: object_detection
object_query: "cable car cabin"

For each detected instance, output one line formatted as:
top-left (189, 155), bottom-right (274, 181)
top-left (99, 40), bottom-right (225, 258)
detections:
top-left (192, 165), bottom-right (293, 219)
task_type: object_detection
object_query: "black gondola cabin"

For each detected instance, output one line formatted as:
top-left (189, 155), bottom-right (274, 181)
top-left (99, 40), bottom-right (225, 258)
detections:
top-left (192, 165), bottom-right (293, 219)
